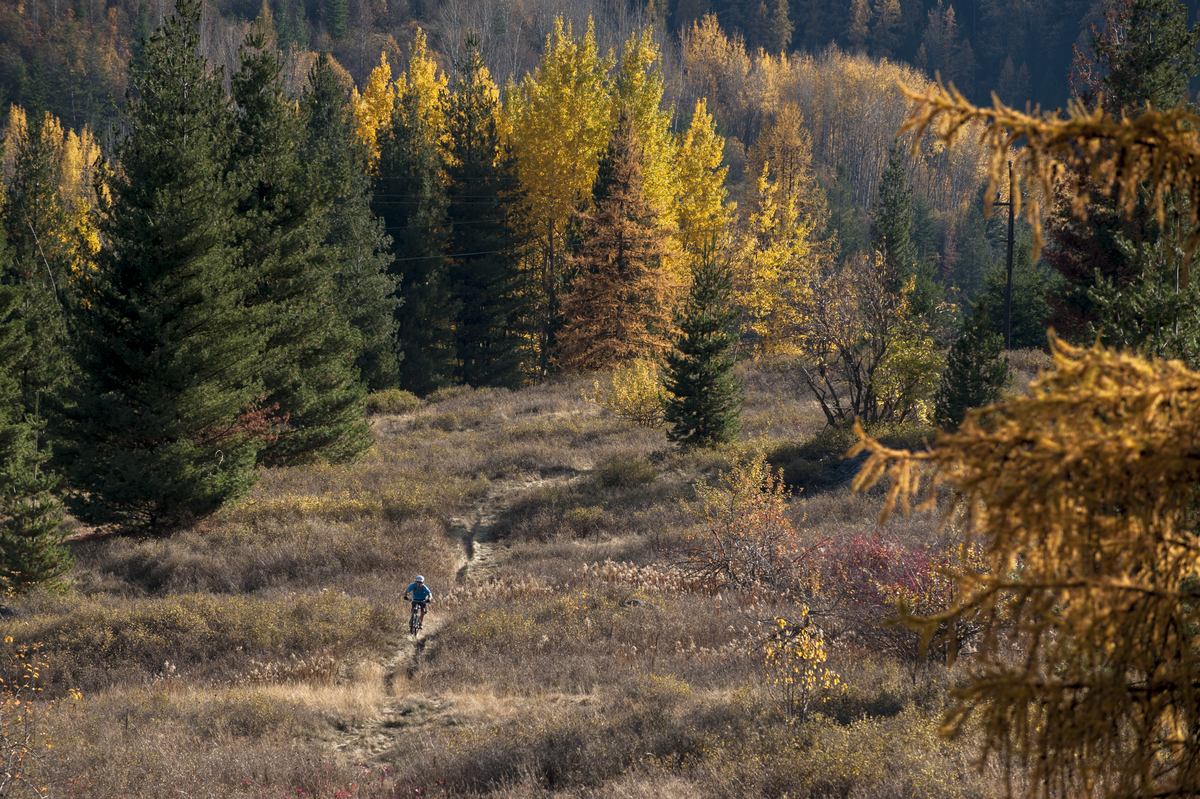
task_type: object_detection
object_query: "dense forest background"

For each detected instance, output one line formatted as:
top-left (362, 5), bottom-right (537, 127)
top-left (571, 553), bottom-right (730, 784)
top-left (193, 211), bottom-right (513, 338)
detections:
top-left (8, 0), bottom-right (1200, 147)
top-left (0, 0), bottom-right (1077, 312)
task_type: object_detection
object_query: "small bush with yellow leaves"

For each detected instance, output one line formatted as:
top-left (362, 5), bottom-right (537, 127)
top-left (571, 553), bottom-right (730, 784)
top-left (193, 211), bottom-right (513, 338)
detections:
top-left (586, 359), bottom-right (672, 428)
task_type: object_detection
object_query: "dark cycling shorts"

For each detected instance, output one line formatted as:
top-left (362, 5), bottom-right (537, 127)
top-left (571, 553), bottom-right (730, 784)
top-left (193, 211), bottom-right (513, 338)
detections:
top-left (410, 600), bottom-right (429, 612)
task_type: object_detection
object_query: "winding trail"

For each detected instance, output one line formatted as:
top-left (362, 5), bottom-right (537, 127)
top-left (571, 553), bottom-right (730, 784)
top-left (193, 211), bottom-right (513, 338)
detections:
top-left (327, 470), bottom-right (584, 764)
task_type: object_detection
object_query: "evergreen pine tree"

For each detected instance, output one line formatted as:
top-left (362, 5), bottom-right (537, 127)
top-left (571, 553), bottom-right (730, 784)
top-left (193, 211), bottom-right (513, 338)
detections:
top-left (934, 302), bottom-right (1010, 431)
top-left (325, 0), bottom-right (349, 40)
top-left (374, 89), bottom-right (455, 396)
top-left (0, 242), bottom-right (72, 592)
top-left (443, 41), bottom-right (531, 389)
top-left (61, 0), bottom-right (266, 533)
top-left (871, 143), bottom-right (916, 287)
top-left (2, 105), bottom-right (72, 420)
top-left (1090, 0), bottom-right (1200, 113)
top-left (664, 246), bottom-right (743, 448)
top-left (277, 0), bottom-right (309, 52)
top-left (1049, 0), bottom-right (1200, 342)
top-left (300, 54), bottom-right (399, 392)
top-left (556, 111), bottom-right (678, 372)
top-left (230, 33), bottom-right (369, 466)
top-left (981, 241), bottom-right (1058, 349)
top-left (131, 1), bottom-right (152, 69)
top-left (872, 142), bottom-right (941, 318)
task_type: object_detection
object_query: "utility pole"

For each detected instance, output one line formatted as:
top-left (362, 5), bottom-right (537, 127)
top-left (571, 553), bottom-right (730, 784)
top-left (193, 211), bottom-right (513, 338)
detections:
top-left (992, 161), bottom-right (1017, 349)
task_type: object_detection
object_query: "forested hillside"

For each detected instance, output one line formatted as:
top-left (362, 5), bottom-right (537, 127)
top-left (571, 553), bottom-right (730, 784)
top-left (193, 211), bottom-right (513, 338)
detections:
top-left (7, 0), bottom-right (1199, 137)
top-left (0, 0), bottom-right (1063, 334)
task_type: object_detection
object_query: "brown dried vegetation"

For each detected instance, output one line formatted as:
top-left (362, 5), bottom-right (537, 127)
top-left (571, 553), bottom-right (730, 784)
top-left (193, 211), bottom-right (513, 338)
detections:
top-left (0, 362), bottom-right (1014, 798)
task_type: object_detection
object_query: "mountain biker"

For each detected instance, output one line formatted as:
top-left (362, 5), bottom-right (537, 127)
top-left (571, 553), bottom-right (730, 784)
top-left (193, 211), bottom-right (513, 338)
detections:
top-left (403, 575), bottom-right (432, 630)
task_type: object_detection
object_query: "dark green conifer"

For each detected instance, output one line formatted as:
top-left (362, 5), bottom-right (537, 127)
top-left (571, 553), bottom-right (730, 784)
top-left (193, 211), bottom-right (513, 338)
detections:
top-left (2, 105), bottom-right (72, 419)
top-left (663, 246), bottom-right (743, 448)
top-left (61, 0), bottom-right (265, 533)
top-left (934, 302), bottom-right (1010, 431)
top-left (374, 90), bottom-right (456, 396)
top-left (0, 246), bottom-right (72, 592)
top-left (231, 33), bottom-right (369, 466)
top-left (325, 0), bottom-right (349, 40)
top-left (1049, 0), bottom-right (1200, 342)
top-left (301, 54), bottom-right (399, 392)
top-left (872, 143), bottom-right (916, 291)
top-left (443, 41), bottom-right (531, 389)
top-left (132, 1), bottom-right (152, 68)
top-left (872, 142), bottom-right (941, 318)
top-left (1090, 0), bottom-right (1200, 113)
top-left (981, 242), bottom-right (1058, 350)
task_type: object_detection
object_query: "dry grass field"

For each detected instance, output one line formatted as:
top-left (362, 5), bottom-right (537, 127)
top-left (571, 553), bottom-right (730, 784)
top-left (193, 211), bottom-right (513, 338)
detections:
top-left (0, 352), bottom-right (1050, 798)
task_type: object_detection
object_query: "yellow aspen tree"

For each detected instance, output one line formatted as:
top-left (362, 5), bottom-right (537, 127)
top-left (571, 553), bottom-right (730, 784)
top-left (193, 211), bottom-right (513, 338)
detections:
top-left (4, 107), bottom-right (101, 298)
top-left (673, 98), bottom-right (732, 257)
top-left (395, 27), bottom-right (447, 144)
top-left (55, 127), bottom-right (102, 294)
top-left (751, 48), bottom-right (784, 117)
top-left (684, 13), bottom-right (734, 111)
top-left (616, 30), bottom-right (676, 217)
top-left (57, 127), bottom-right (101, 211)
top-left (350, 52), bottom-right (398, 168)
top-left (732, 163), bottom-right (820, 355)
top-left (505, 16), bottom-right (613, 375)
top-left (685, 14), bottom-right (754, 143)
top-left (2, 104), bottom-right (27, 181)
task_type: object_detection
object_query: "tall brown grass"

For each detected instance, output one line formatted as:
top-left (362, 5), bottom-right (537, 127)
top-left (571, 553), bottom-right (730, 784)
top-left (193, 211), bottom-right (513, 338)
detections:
top-left (0, 359), bottom-right (1009, 798)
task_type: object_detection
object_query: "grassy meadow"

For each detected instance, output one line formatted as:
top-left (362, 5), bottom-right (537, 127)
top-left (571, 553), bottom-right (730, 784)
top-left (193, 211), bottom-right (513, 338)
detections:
top-left (1, 353), bottom-right (1050, 798)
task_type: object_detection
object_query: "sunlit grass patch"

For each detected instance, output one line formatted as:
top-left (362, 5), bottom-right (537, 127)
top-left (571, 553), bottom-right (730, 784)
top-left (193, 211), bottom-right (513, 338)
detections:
top-left (70, 514), bottom-right (456, 596)
top-left (7, 590), bottom-right (390, 693)
top-left (231, 460), bottom-right (481, 524)
top-left (418, 586), bottom-right (761, 695)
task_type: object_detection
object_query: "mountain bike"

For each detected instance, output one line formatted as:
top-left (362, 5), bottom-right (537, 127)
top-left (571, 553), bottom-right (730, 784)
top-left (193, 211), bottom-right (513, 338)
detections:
top-left (408, 601), bottom-right (425, 636)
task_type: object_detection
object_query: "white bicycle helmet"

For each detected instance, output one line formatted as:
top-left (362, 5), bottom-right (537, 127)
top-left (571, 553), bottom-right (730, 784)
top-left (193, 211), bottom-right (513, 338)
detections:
top-left (415, 575), bottom-right (425, 583)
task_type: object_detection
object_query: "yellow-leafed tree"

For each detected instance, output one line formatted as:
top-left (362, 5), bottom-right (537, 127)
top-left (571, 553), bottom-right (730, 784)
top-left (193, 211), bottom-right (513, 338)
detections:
top-left (747, 102), bottom-right (824, 225)
top-left (673, 99), bottom-right (732, 258)
top-left (505, 16), bottom-right (613, 375)
top-left (616, 29), bottom-right (676, 221)
top-left (394, 28), bottom-right (447, 146)
top-left (350, 52), bottom-right (398, 168)
top-left (731, 163), bottom-right (822, 355)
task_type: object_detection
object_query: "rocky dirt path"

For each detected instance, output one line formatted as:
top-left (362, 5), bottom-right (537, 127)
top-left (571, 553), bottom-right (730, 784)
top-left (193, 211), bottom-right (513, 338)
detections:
top-left (327, 470), bottom-right (585, 765)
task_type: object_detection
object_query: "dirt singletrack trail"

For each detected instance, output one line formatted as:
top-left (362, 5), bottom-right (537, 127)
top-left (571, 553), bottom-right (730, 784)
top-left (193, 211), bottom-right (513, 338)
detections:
top-left (327, 469), bottom-right (586, 765)
top-left (449, 471), bottom-right (583, 584)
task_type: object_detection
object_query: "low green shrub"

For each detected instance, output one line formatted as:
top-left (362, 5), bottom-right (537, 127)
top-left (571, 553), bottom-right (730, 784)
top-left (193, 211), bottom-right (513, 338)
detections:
top-left (596, 455), bottom-right (658, 488)
top-left (425, 384), bottom-right (476, 404)
top-left (872, 419), bottom-right (937, 452)
top-left (364, 388), bottom-right (420, 415)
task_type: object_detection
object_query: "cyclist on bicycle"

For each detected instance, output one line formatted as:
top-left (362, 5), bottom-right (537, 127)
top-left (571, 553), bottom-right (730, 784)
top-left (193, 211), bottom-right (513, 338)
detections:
top-left (404, 575), bottom-right (432, 630)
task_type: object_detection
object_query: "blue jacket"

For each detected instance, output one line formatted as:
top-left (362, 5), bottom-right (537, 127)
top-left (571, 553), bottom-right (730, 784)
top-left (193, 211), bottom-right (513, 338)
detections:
top-left (405, 582), bottom-right (432, 602)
